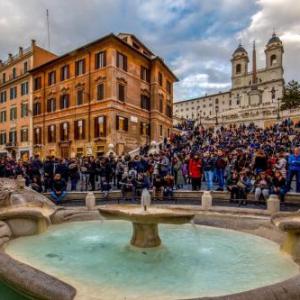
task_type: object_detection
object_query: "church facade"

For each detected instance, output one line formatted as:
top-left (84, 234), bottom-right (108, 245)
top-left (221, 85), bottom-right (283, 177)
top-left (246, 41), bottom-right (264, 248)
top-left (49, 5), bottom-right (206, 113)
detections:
top-left (174, 33), bottom-right (289, 127)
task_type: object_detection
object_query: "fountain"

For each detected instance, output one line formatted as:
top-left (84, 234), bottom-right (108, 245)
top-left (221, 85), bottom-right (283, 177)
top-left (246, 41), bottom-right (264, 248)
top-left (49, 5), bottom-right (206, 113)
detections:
top-left (0, 178), bottom-right (300, 300)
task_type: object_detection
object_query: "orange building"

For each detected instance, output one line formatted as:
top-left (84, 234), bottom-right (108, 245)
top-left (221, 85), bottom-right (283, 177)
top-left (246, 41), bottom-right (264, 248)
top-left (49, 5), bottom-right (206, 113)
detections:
top-left (30, 33), bottom-right (177, 158)
top-left (0, 40), bottom-right (56, 160)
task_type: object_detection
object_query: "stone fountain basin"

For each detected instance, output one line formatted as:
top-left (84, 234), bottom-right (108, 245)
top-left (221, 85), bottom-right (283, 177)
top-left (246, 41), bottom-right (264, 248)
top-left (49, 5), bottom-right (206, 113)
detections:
top-left (98, 205), bottom-right (195, 224)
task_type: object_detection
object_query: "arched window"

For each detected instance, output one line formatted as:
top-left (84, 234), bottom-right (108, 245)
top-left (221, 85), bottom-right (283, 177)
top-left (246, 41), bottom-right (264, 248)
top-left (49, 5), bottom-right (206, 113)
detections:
top-left (236, 64), bottom-right (241, 74)
top-left (270, 54), bottom-right (277, 66)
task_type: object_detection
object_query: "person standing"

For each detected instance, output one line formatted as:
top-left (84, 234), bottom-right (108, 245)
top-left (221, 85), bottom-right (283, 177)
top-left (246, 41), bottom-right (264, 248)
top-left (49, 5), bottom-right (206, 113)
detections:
top-left (189, 154), bottom-right (202, 191)
top-left (287, 147), bottom-right (300, 192)
top-left (215, 150), bottom-right (227, 191)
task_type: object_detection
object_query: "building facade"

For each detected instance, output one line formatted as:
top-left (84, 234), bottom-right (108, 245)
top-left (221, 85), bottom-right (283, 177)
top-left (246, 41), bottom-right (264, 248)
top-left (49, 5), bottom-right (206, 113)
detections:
top-left (31, 33), bottom-right (176, 158)
top-left (0, 40), bottom-right (56, 159)
top-left (174, 33), bottom-right (286, 127)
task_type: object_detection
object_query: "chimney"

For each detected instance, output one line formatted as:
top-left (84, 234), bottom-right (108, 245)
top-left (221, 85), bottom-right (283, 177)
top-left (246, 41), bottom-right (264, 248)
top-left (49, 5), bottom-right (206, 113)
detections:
top-left (0, 60), bottom-right (3, 67)
top-left (31, 39), bottom-right (36, 47)
top-left (8, 53), bottom-right (13, 62)
top-left (19, 47), bottom-right (23, 56)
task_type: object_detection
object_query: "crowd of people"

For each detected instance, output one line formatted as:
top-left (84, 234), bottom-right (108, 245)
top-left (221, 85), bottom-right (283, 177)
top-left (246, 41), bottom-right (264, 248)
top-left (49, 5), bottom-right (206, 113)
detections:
top-left (0, 118), bottom-right (300, 206)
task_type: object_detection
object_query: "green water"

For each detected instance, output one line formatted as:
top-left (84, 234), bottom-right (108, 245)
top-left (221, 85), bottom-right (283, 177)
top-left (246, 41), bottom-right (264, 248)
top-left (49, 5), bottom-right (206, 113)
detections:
top-left (5, 220), bottom-right (300, 300)
top-left (0, 282), bottom-right (27, 299)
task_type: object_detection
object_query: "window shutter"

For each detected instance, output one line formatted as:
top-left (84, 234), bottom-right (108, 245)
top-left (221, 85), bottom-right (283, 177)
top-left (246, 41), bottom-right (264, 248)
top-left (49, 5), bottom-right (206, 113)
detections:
top-left (124, 55), bottom-right (128, 71)
top-left (74, 121), bottom-right (78, 140)
top-left (116, 116), bottom-right (119, 130)
top-left (47, 99), bottom-right (50, 112)
top-left (82, 119), bottom-right (86, 139)
top-left (147, 124), bottom-right (151, 136)
top-left (140, 122), bottom-right (143, 135)
top-left (48, 126), bottom-right (51, 143)
top-left (124, 118), bottom-right (128, 131)
top-left (82, 59), bottom-right (86, 74)
top-left (94, 117), bottom-right (99, 138)
top-left (67, 122), bottom-right (70, 140)
top-left (60, 123), bottom-right (63, 141)
top-left (103, 51), bottom-right (107, 67)
top-left (60, 96), bottom-right (63, 109)
top-left (116, 52), bottom-right (119, 68)
top-left (66, 94), bottom-right (70, 108)
top-left (103, 116), bottom-right (107, 136)
top-left (95, 53), bottom-right (99, 69)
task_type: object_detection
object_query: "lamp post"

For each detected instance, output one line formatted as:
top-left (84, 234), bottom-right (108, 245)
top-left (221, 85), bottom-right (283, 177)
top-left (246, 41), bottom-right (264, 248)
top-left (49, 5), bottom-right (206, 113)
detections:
top-left (215, 105), bottom-right (219, 126)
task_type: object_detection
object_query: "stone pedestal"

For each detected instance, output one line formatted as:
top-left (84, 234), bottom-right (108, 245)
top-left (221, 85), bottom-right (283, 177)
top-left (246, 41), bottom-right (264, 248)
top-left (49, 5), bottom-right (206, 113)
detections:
top-left (131, 223), bottom-right (161, 248)
top-left (267, 194), bottom-right (280, 214)
top-left (85, 192), bottom-right (96, 211)
top-left (202, 191), bottom-right (212, 210)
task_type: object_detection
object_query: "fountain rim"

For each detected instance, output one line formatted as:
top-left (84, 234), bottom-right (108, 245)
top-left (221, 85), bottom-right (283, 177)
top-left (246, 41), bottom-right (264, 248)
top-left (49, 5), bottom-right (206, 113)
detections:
top-left (2, 207), bottom-right (300, 300)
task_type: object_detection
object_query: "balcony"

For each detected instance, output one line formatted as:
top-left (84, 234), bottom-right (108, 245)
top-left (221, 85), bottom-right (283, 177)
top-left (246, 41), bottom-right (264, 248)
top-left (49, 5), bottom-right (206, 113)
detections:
top-left (5, 142), bottom-right (17, 149)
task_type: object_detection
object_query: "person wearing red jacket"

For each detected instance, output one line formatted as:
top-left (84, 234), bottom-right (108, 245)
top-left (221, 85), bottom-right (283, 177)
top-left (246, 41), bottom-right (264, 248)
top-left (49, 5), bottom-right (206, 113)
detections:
top-left (189, 154), bottom-right (202, 190)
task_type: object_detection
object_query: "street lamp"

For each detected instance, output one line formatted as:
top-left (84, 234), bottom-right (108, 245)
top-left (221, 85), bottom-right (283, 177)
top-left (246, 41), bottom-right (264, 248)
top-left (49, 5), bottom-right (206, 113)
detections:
top-left (215, 105), bottom-right (219, 126)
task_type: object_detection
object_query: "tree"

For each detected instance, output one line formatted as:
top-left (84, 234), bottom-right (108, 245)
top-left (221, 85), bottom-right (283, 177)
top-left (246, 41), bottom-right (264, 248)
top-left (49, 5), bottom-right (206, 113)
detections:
top-left (280, 80), bottom-right (300, 111)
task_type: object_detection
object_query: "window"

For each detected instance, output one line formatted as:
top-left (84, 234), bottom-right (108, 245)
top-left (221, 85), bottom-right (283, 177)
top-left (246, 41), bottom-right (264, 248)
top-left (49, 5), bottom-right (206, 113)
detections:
top-left (159, 125), bottom-right (163, 136)
top-left (2, 73), bottom-right (6, 84)
top-left (60, 65), bottom-right (70, 81)
top-left (0, 132), bottom-right (6, 145)
top-left (24, 61), bottom-right (28, 73)
top-left (271, 54), bottom-right (277, 66)
top-left (215, 98), bottom-right (219, 104)
top-left (12, 68), bottom-right (17, 79)
top-left (75, 59), bottom-right (86, 76)
top-left (10, 87), bottom-right (17, 100)
top-left (0, 111), bottom-right (6, 123)
top-left (33, 127), bottom-right (41, 144)
top-left (159, 95), bottom-right (164, 113)
top-left (94, 116), bottom-right (107, 138)
top-left (9, 130), bottom-right (17, 144)
top-left (48, 71), bottom-right (56, 86)
top-left (33, 102), bottom-right (41, 116)
top-left (158, 72), bottom-right (163, 86)
top-left (21, 82), bottom-right (29, 96)
top-left (236, 64), bottom-right (241, 74)
top-left (21, 102), bottom-right (28, 117)
top-left (140, 122), bottom-right (150, 136)
top-left (0, 91), bottom-right (6, 103)
top-left (48, 125), bottom-right (56, 143)
top-left (97, 84), bottom-right (104, 101)
top-left (141, 95), bottom-right (150, 110)
top-left (60, 122), bottom-right (69, 141)
top-left (116, 116), bottom-right (128, 131)
top-left (166, 80), bottom-right (172, 94)
top-left (116, 52), bottom-right (127, 71)
top-left (95, 51), bottom-right (106, 69)
top-left (34, 77), bottom-right (42, 90)
top-left (236, 94), bottom-right (240, 106)
top-left (140, 66), bottom-right (150, 82)
top-left (10, 107), bottom-right (17, 121)
top-left (117, 83), bottom-right (125, 102)
top-left (166, 104), bottom-right (172, 118)
top-left (47, 98), bottom-right (56, 113)
top-left (20, 128), bottom-right (28, 142)
top-left (77, 90), bottom-right (84, 105)
top-left (74, 119), bottom-right (85, 140)
top-left (60, 94), bottom-right (69, 109)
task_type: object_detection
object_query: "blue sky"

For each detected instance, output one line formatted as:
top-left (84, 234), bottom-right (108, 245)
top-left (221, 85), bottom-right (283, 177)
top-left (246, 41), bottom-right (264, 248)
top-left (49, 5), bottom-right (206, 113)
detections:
top-left (0, 0), bottom-right (299, 101)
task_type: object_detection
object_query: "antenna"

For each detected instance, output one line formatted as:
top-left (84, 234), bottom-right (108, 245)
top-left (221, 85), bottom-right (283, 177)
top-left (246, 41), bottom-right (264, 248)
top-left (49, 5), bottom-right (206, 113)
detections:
top-left (46, 9), bottom-right (51, 50)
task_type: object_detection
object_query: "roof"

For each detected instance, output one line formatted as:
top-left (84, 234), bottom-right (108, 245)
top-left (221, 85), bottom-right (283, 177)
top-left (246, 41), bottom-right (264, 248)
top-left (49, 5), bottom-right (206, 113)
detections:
top-left (29, 33), bottom-right (178, 81)
top-left (267, 33), bottom-right (281, 45)
top-left (233, 44), bottom-right (248, 56)
top-left (174, 90), bottom-right (231, 104)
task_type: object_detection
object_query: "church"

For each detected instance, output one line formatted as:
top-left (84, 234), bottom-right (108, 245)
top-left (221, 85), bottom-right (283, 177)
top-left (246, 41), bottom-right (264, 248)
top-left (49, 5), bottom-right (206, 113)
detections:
top-left (174, 33), bottom-right (289, 127)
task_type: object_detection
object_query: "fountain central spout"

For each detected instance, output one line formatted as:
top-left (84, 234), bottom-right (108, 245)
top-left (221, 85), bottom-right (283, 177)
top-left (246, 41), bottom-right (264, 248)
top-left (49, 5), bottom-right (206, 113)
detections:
top-left (141, 189), bottom-right (151, 212)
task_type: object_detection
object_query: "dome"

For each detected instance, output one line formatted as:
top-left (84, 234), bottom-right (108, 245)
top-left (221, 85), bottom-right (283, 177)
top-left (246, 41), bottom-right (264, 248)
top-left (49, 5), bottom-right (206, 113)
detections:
top-left (233, 44), bottom-right (248, 56)
top-left (267, 33), bottom-right (281, 45)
